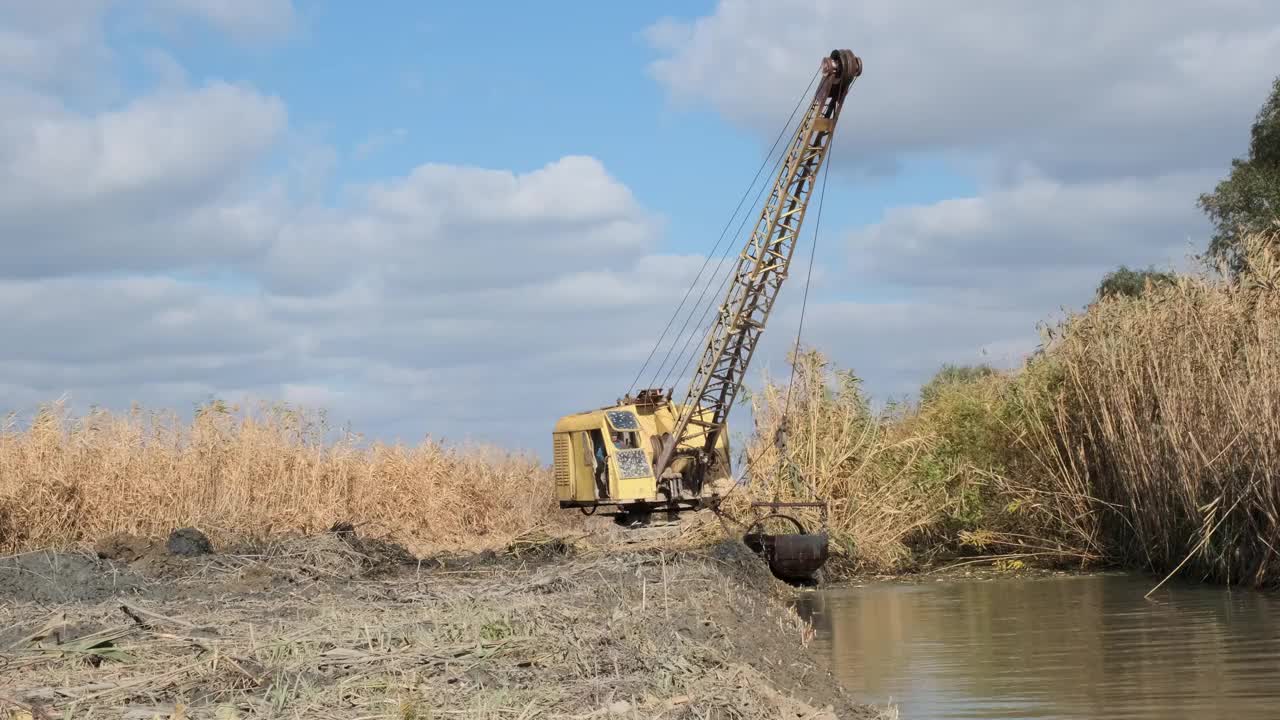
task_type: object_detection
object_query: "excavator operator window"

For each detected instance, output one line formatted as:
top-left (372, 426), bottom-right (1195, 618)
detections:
top-left (610, 430), bottom-right (638, 449)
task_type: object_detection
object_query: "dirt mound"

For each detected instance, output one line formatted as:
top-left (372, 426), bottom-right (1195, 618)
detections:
top-left (166, 527), bottom-right (212, 556)
top-left (94, 532), bottom-right (155, 563)
top-left (93, 531), bottom-right (201, 581)
top-left (677, 537), bottom-right (783, 593)
top-left (421, 531), bottom-right (577, 573)
top-left (0, 529), bottom-right (888, 718)
top-left (1, 530), bottom-right (228, 603)
top-left (326, 522), bottom-right (416, 575)
top-left (0, 550), bottom-right (144, 603)
top-left (223, 563), bottom-right (295, 593)
top-left (0, 548), bottom-right (887, 719)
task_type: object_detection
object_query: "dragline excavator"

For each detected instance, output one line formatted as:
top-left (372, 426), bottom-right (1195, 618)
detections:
top-left (551, 49), bottom-right (861, 577)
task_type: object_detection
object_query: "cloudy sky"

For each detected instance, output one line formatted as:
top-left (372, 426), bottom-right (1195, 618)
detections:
top-left (2, 1), bottom-right (1276, 457)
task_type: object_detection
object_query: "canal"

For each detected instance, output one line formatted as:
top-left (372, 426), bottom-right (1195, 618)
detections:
top-left (795, 572), bottom-right (1280, 719)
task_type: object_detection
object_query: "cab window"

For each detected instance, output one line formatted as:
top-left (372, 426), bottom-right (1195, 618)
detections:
top-left (605, 411), bottom-right (641, 450)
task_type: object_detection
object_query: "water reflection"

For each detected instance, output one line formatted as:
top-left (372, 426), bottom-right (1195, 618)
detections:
top-left (796, 573), bottom-right (1280, 720)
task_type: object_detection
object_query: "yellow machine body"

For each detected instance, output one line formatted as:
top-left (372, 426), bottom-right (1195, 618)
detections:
top-left (552, 48), bottom-right (860, 533)
top-left (552, 397), bottom-right (729, 512)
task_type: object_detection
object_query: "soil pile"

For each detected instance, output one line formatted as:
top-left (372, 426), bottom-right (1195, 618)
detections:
top-left (165, 528), bottom-right (213, 557)
top-left (0, 528), bottom-right (889, 719)
top-left (0, 550), bottom-right (142, 604)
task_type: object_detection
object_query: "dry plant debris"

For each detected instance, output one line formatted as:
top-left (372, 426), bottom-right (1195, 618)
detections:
top-left (1, 532), bottom-right (889, 720)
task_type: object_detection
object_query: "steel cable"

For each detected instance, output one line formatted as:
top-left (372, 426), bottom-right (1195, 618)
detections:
top-left (652, 141), bottom-right (790, 393)
top-left (781, 128), bottom-right (834, 419)
top-left (625, 69), bottom-right (820, 397)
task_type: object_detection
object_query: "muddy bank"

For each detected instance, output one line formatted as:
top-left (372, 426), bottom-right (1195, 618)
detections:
top-left (828, 561), bottom-right (1111, 588)
top-left (0, 527), bottom-right (890, 719)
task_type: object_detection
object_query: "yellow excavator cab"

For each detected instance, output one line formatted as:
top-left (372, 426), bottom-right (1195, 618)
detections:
top-left (552, 394), bottom-right (729, 515)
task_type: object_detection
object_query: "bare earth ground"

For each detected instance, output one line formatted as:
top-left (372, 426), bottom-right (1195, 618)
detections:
top-left (0, 520), bottom-right (892, 720)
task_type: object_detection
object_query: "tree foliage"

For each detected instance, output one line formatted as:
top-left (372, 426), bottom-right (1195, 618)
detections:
top-left (1095, 265), bottom-right (1177, 300)
top-left (919, 363), bottom-right (996, 405)
top-left (1198, 75), bottom-right (1280, 274)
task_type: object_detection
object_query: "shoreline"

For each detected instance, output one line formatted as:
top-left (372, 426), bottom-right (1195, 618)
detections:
top-left (0, 527), bottom-right (893, 720)
top-left (825, 562), bottom-right (1124, 588)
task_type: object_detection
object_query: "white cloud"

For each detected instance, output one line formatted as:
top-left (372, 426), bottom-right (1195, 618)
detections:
top-left (261, 155), bottom-right (659, 295)
top-left (0, 276), bottom-right (284, 370)
top-left (0, 82), bottom-right (287, 277)
top-left (647, 1), bottom-right (1280, 180)
top-left (785, 299), bottom-right (1044, 395)
top-left (0, 1), bottom-right (113, 93)
top-left (4, 0), bottom-right (1271, 462)
top-left (0, 98), bottom-right (694, 448)
top-left (141, 48), bottom-right (189, 88)
top-left (0, 1), bottom-right (297, 96)
top-left (361, 156), bottom-right (643, 227)
top-left (0, 0), bottom-right (702, 454)
top-left (6, 83), bottom-right (283, 207)
top-left (148, 0), bottom-right (297, 39)
top-left (847, 171), bottom-right (1212, 300)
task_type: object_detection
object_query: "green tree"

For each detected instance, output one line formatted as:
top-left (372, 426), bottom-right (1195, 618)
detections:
top-left (1198, 75), bottom-right (1280, 273)
top-left (919, 363), bottom-right (996, 405)
top-left (1095, 265), bottom-right (1176, 300)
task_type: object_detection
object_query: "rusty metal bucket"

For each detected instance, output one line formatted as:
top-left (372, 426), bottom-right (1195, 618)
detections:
top-left (742, 502), bottom-right (829, 584)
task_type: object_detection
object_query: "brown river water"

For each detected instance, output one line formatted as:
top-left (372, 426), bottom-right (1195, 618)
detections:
top-left (795, 572), bottom-right (1280, 719)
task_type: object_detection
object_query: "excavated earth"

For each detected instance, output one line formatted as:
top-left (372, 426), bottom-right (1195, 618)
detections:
top-left (0, 523), bottom-right (891, 720)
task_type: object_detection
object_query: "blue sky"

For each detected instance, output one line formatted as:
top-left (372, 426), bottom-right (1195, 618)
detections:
top-left (1, 1), bottom-right (1274, 457)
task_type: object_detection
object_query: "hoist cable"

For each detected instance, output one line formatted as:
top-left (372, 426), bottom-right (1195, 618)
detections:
top-left (659, 74), bottom-right (847, 398)
top-left (663, 252), bottom-right (735, 392)
top-left (771, 121), bottom-right (840, 508)
top-left (660, 152), bottom-right (784, 396)
top-left (652, 141), bottom-right (789, 393)
top-left (781, 133), bottom-right (834, 419)
top-left (639, 71), bottom-right (817, 395)
top-left (625, 69), bottom-right (819, 397)
top-left (661, 130), bottom-right (799, 394)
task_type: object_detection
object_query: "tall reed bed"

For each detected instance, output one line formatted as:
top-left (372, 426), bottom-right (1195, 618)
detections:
top-left (739, 232), bottom-right (1280, 586)
top-left (736, 350), bottom-right (1100, 573)
top-left (1038, 231), bottom-right (1280, 586)
top-left (0, 400), bottom-right (556, 555)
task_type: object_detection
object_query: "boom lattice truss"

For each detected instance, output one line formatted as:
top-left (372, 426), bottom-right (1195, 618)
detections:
top-left (653, 49), bottom-right (861, 480)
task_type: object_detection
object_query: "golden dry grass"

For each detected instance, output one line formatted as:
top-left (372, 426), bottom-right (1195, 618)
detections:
top-left (1030, 229), bottom-right (1280, 586)
top-left (0, 399), bottom-right (558, 556)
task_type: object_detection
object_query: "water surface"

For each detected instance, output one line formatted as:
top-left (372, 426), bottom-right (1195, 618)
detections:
top-left (796, 572), bottom-right (1280, 719)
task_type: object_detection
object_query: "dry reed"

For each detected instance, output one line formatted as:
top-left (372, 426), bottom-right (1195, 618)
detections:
top-left (1031, 229), bottom-right (1280, 586)
top-left (738, 350), bottom-right (950, 572)
top-left (1, 544), bottom-right (888, 719)
top-left (0, 400), bottom-right (557, 556)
